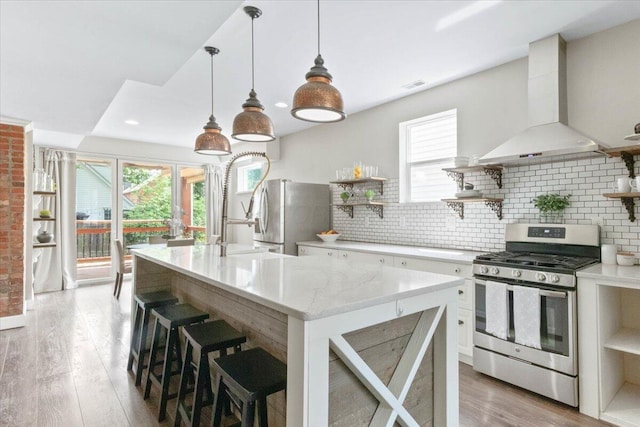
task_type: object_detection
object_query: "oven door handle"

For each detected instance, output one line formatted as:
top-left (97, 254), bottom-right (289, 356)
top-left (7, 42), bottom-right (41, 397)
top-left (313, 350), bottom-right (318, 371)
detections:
top-left (477, 280), bottom-right (567, 299)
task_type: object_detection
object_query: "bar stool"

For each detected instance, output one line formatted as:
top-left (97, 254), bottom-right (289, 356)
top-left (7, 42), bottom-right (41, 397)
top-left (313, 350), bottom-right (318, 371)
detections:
top-left (144, 303), bottom-right (209, 421)
top-left (127, 290), bottom-right (179, 386)
top-left (211, 347), bottom-right (287, 427)
top-left (174, 320), bottom-right (247, 427)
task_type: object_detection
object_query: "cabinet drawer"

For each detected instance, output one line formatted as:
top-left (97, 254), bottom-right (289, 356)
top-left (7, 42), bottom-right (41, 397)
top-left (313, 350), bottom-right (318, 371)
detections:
top-left (393, 256), bottom-right (472, 278)
top-left (298, 246), bottom-right (336, 257)
top-left (337, 250), bottom-right (392, 266)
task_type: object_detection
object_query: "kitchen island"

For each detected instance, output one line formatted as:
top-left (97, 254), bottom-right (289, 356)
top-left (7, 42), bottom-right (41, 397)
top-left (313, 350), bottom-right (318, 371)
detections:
top-left (132, 245), bottom-right (462, 426)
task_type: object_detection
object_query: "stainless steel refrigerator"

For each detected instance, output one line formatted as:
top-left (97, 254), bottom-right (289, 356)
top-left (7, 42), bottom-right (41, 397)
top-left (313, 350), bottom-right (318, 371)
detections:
top-left (253, 179), bottom-right (330, 255)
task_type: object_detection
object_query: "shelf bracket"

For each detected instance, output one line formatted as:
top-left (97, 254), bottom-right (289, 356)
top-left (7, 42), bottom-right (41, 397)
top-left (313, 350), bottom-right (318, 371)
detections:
top-left (620, 152), bottom-right (636, 179)
top-left (485, 200), bottom-right (503, 220)
top-left (621, 197), bottom-right (636, 222)
top-left (445, 201), bottom-right (464, 219)
top-left (335, 204), bottom-right (354, 218)
top-left (446, 171), bottom-right (464, 190)
top-left (484, 168), bottom-right (503, 189)
top-left (336, 183), bottom-right (354, 192)
top-left (365, 204), bottom-right (384, 219)
top-left (377, 180), bottom-right (384, 195)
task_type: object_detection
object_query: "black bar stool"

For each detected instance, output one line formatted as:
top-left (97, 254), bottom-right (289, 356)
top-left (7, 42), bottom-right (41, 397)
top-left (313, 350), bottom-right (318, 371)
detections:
top-left (211, 347), bottom-right (287, 427)
top-left (144, 303), bottom-right (209, 421)
top-left (174, 320), bottom-right (247, 427)
top-left (127, 290), bottom-right (179, 386)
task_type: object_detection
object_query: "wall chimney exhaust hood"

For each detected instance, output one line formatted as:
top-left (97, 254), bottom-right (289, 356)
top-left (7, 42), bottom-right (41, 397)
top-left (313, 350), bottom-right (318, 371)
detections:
top-left (480, 34), bottom-right (606, 165)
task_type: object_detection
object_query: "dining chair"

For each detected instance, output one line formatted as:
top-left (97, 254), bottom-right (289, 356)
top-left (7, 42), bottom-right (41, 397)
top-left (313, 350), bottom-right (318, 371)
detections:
top-left (111, 239), bottom-right (130, 299)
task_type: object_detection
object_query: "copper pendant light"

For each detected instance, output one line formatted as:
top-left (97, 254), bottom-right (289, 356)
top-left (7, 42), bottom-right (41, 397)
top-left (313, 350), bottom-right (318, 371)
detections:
top-left (232, 6), bottom-right (275, 142)
top-left (291, 0), bottom-right (345, 123)
top-left (195, 46), bottom-right (231, 155)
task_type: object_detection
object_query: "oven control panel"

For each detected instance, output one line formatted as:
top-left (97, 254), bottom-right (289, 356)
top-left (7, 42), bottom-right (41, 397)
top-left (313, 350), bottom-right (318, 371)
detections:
top-left (527, 227), bottom-right (566, 239)
top-left (473, 264), bottom-right (576, 288)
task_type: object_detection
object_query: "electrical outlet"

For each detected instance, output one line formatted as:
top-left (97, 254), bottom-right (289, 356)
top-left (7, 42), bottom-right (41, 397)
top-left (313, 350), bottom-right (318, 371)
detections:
top-left (446, 216), bottom-right (456, 231)
top-left (590, 216), bottom-right (604, 226)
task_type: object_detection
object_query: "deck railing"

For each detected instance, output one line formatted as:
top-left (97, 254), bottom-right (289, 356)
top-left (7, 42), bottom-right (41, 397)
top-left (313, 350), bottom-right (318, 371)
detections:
top-left (76, 219), bottom-right (205, 262)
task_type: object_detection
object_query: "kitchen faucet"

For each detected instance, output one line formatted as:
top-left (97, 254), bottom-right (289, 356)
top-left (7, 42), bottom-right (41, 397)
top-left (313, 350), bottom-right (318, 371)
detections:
top-left (219, 151), bottom-right (271, 256)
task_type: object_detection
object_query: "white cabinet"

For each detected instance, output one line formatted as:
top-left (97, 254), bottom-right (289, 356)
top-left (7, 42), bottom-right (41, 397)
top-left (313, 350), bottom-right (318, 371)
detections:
top-left (298, 246), bottom-right (336, 257)
top-left (579, 275), bottom-right (640, 426)
top-left (298, 243), bottom-right (475, 364)
top-left (394, 256), bottom-right (474, 364)
top-left (336, 250), bottom-right (392, 266)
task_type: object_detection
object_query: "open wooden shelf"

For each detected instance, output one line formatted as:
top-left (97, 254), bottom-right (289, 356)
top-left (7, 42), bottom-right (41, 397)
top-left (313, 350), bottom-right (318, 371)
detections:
top-left (330, 177), bottom-right (387, 195)
top-left (332, 201), bottom-right (385, 219)
top-left (441, 198), bottom-right (503, 220)
top-left (33, 191), bottom-right (56, 196)
top-left (33, 217), bottom-right (55, 221)
top-left (602, 193), bottom-right (640, 222)
top-left (33, 242), bottom-right (56, 248)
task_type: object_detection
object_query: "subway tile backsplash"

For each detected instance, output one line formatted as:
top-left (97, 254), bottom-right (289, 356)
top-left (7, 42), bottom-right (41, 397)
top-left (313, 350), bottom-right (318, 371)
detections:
top-left (332, 156), bottom-right (638, 254)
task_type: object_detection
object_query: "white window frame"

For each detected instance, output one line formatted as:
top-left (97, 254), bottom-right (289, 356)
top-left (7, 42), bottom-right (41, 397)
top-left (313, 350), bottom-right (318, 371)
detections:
top-left (399, 109), bottom-right (457, 203)
top-left (236, 162), bottom-right (263, 194)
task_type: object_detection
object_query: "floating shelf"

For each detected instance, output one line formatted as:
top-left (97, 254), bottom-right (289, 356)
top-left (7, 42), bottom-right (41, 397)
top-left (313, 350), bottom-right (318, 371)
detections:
top-left (602, 192), bottom-right (639, 222)
top-left (604, 146), bottom-right (640, 179)
top-left (330, 177), bottom-right (387, 195)
top-left (33, 217), bottom-right (55, 221)
top-left (332, 202), bottom-right (385, 219)
top-left (33, 191), bottom-right (56, 196)
top-left (442, 165), bottom-right (503, 190)
top-left (441, 198), bottom-right (503, 220)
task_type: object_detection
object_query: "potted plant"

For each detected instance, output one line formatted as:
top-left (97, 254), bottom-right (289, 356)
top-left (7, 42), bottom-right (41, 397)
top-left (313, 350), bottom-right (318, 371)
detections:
top-left (364, 189), bottom-right (375, 202)
top-left (531, 193), bottom-right (571, 223)
top-left (340, 191), bottom-right (350, 203)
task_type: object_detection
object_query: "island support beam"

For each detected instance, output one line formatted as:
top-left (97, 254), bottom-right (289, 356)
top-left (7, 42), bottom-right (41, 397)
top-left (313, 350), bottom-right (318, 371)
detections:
top-left (286, 287), bottom-right (459, 427)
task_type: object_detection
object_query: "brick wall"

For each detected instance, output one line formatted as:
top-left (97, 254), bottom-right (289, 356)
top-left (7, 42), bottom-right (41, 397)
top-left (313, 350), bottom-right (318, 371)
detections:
top-left (0, 124), bottom-right (25, 317)
top-left (333, 155), bottom-right (638, 254)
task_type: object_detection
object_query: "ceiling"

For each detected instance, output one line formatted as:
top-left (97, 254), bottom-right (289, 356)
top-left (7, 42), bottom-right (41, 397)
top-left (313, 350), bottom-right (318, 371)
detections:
top-left (2, 1), bottom-right (640, 150)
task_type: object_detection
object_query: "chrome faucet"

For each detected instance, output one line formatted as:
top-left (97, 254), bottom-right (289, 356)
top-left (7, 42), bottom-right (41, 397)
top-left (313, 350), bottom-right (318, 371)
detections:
top-left (219, 151), bottom-right (271, 256)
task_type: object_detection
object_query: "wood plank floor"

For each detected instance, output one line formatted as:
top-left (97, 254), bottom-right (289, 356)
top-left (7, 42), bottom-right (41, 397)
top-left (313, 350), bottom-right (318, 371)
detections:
top-left (0, 281), bottom-right (612, 427)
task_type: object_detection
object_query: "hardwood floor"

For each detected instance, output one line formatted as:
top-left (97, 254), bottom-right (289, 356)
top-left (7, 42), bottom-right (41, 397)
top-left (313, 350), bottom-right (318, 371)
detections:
top-left (0, 281), bottom-right (612, 427)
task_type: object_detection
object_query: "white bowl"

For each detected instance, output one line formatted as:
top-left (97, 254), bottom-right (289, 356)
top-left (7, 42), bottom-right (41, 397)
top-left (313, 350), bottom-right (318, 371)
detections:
top-left (317, 233), bottom-right (340, 242)
top-left (453, 156), bottom-right (469, 167)
top-left (616, 253), bottom-right (636, 266)
top-left (455, 190), bottom-right (482, 198)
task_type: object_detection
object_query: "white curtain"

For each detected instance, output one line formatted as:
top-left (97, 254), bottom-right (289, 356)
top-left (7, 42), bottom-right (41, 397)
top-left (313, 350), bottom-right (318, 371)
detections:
top-left (34, 149), bottom-right (77, 292)
top-left (205, 164), bottom-right (224, 239)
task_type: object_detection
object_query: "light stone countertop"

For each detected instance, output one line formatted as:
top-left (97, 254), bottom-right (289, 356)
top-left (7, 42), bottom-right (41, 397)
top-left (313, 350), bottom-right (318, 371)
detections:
top-left (577, 263), bottom-right (640, 287)
top-left (296, 240), bottom-right (485, 264)
top-left (132, 244), bottom-right (463, 321)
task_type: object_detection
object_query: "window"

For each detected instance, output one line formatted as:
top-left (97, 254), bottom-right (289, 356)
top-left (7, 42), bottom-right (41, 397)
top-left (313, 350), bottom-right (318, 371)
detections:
top-left (236, 162), bottom-right (264, 193)
top-left (399, 109), bottom-right (457, 202)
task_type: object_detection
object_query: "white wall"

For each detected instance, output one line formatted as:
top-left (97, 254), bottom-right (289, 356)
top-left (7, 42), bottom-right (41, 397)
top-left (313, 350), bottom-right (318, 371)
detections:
top-left (232, 19), bottom-right (640, 247)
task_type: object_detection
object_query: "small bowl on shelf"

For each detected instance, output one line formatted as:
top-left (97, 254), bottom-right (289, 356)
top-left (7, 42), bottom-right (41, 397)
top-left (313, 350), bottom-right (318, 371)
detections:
top-left (317, 233), bottom-right (340, 242)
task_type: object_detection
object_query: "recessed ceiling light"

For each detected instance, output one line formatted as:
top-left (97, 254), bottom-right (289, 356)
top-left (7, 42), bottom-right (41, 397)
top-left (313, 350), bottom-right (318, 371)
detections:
top-left (124, 119), bottom-right (139, 125)
top-left (274, 102), bottom-right (288, 108)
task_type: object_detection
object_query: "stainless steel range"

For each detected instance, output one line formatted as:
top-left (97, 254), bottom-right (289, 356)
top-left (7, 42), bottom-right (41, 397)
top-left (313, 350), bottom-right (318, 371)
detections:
top-left (473, 223), bottom-right (600, 407)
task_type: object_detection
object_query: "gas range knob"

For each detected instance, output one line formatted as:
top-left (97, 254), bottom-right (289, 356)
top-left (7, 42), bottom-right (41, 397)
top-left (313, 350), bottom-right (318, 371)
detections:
top-left (537, 273), bottom-right (547, 282)
top-left (480, 266), bottom-right (488, 274)
top-left (490, 267), bottom-right (500, 275)
top-left (512, 270), bottom-right (522, 278)
top-left (550, 274), bottom-right (560, 284)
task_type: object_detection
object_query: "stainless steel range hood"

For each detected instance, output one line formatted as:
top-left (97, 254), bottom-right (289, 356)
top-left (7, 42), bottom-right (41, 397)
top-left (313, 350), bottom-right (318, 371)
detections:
top-left (480, 34), bottom-right (606, 165)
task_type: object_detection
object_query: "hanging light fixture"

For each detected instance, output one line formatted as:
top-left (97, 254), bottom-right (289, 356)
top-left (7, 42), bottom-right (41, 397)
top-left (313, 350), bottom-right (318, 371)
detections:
top-left (291, 0), bottom-right (345, 123)
top-left (195, 46), bottom-right (232, 155)
top-left (232, 6), bottom-right (275, 142)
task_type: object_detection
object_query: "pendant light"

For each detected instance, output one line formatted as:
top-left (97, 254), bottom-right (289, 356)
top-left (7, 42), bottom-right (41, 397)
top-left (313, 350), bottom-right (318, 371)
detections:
top-left (194, 46), bottom-right (231, 155)
top-left (291, 0), bottom-right (345, 123)
top-left (232, 6), bottom-right (275, 142)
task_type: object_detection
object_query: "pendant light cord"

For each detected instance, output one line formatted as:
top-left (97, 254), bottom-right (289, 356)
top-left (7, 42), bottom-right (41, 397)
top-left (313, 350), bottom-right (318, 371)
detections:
top-left (210, 53), bottom-right (215, 116)
top-left (317, 0), bottom-right (321, 55)
top-left (251, 15), bottom-right (255, 91)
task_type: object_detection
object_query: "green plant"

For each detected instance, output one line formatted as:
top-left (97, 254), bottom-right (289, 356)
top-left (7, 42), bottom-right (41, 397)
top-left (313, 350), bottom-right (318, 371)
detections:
top-left (340, 191), bottom-right (350, 202)
top-left (364, 189), bottom-right (375, 200)
top-left (531, 193), bottom-right (571, 212)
